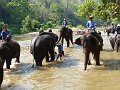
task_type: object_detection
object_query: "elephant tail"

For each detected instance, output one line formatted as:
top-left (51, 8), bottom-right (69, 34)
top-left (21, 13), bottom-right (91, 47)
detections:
top-left (30, 37), bottom-right (38, 67)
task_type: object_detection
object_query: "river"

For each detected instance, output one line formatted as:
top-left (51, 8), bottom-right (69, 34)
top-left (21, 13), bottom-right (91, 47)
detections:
top-left (1, 29), bottom-right (120, 90)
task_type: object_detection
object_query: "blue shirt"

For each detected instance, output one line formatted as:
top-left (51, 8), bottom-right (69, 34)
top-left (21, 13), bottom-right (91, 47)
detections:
top-left (62, 20), bottom-right (67, 27)
top-left (116, 26), bottom-right (120, 34)
top-left (57, 44), bottom-right (63, 53)
top-left (1, 30), bottom-right (10, 40)
top-left (86, 20), bottom-right (96, 30)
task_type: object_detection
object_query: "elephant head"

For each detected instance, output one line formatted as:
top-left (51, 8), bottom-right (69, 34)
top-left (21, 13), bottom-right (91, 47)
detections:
top-left (74, 37), bottom-right (83, 46)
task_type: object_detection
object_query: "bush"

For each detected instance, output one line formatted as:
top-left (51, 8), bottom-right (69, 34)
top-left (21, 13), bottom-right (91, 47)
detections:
top-left (20, 16), bottom-right (41, 33)
top-left (0, 22), bottom-right (4, 32)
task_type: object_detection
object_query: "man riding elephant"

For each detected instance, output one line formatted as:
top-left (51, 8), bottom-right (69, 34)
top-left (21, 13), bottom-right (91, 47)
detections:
top-left (86, 16), bottom-right (103, 50)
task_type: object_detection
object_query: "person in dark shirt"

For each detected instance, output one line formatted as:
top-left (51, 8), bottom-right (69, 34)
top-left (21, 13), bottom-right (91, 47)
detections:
top-left (62, 18), bottom-right (68, 27)
top-left (1, 24), bottom-right (11, 41)
top-left (56, 43), bottom-right (64, 61)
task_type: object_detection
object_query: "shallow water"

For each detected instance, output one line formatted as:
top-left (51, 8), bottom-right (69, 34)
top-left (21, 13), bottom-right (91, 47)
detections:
top-left (1, 31), bottom-right (120, 90)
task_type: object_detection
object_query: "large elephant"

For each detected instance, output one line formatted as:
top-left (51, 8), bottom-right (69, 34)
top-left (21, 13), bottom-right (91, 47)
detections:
top-left (0, 40), bottom-right (20, 69)
top-left (75, 33), bottom-right (101, 70)
top-left (109, 34), bottom-right (120, 52)
top-left (0, 58), bottom-right (3, 87)
top-left (58, 26), bottom-right (73, 47)
top-left (30, 32), bottom-right (58, 66)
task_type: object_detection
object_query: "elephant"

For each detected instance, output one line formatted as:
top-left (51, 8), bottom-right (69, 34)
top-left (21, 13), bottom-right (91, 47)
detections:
top-left (0, 39), bottom-right (20, 69)
top-left (58, 26), bottom-right (74, 47)
top-left (75, 33), bottom-right (101, 70)
top-left (0, 57), bottom-right (3, 87)
top-left (110, 34), bottom-right (120, 52)
top-left (104, 27), bottom-right (115, 36)
top-left (30, 32), bottom-right (58, 66)
top-left (115, 34), bottom-right (120, 52)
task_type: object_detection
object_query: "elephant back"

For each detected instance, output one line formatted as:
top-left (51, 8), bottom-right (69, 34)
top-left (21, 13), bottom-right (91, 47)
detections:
top-left (83, 34), bottom-right (98, 47)
top-left (39, 32), bottom-right (58, 46)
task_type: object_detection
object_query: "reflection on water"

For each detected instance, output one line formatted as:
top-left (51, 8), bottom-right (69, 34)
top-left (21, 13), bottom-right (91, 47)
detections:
top-left (1, 31), bottom-right (120, 90)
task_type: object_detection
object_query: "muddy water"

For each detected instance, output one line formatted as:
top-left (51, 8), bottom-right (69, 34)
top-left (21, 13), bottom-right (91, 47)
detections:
top-left (1, 31), bottom-right (120, 90)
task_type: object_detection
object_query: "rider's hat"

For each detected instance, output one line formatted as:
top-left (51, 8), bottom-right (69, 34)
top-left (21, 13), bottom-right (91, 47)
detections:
top-left (89, 16), bottom-right (93, 19)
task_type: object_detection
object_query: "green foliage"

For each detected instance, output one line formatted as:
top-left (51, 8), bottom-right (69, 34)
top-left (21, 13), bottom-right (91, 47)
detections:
top-left (20, 16), bottom-right (40, 33)
top-left (77, 0), bottom-right (97, 18)
top-left (7, 0), bottom-right (31, 24)
top-left (0, 22), bottom-right (4, 32)
top-left (40, 21), bottom-right (56, 30)
top-left (112, 17), bottom-right (120, 25)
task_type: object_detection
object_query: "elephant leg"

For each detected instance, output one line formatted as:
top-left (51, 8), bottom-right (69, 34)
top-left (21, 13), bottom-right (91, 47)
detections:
top-left (15, 56), bottom-right (20, 63)
top-left (94, 49), bottom-right (100, 65)
top-left (34, 58), bottom-right (39, 66)
top-left (0, 68), bottom-right (3, 87)
top-left (0, 58), bottom-right (3, 86)
top-left (107, 32), bottom-right (109, 36)
top-left (84, 49), bottom-right (90, 70)
top-left (49, 47), bottom-right (55, 62)
top-left (6, 59), bottom-right (12, 69)
top-left (110, 41), bottom-right (115, 50)
top-left (65, 38), bottom-right (70, 47)
top-left (116, 43), bottom-right (119, 52)
top-left (70, 36), bottom-right (74, 45)
top-left (46, 52), bottom-right (49, 62)
top-left (88, 59), bottom-right (91, 65)
top-left (61, 37), bottom-right (64, 45)
top-left (35, 57), bottom-right (43, 66)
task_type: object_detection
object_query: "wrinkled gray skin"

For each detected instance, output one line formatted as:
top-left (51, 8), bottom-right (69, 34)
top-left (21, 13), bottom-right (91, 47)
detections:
top-left (30, 32), bottom-right (58, 66)
top-left (0, 58), bottom-right (3, 87)
top-left (31, 35), bottom-right (55, 66)
top-left (0, 40), bottom-right (20, 69)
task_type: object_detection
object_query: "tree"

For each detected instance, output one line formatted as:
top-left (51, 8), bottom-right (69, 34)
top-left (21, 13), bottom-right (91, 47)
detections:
top-left (77, 0), bottom-right (97, 19)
